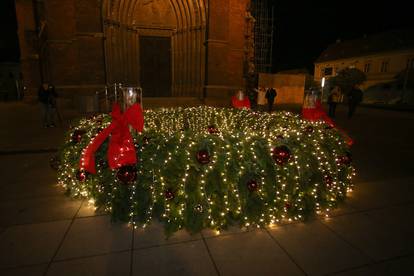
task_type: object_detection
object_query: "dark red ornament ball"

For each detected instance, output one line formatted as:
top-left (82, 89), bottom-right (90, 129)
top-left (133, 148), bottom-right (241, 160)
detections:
top-left (143, 136), bottom-right (150, 145)
top-left (305, 125), bottom-right (314, 133)
top-left (272, 146), bottom-right (291, 165)
top-left (196, 150), bottom-right (210, 165)
top-left (76, 170), bottom-right (88, 182)
top-left (116, 165), bottom-right (137, 184)
top-left (72, 129), bottom-right (86, 143)
top-left (337, 152), bottom-right (352, 166)
top-left (207, 125), bottom-right (219, 134)
top-left (324, 175), bottom-right (334, 187)
top-left (165, 189), bottom-right (175, 200)
top-left (247, 179), bottom-right (259, 192)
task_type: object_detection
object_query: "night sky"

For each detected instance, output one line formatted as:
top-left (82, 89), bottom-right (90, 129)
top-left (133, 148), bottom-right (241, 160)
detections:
top-left (275, 1), bottom-right (413, 72)
top-left (1, 0), bottom-right (412, 73)
top-left (0, 0), bottom-right (19, 63)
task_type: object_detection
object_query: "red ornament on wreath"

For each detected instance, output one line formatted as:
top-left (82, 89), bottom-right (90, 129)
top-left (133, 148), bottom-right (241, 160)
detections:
top-left (305, 125), bottom-right (314, 133)
top-left (207, 125), bottom-right (219, 134)
top-left (116, 165), bottom-right (137, 184)
top-left (76, 170), bottom-right (88, 182)
top-left (165, 188), bottom-right (175, 200)
top-left (272, 146), bottom-right (291, 165)
top-left (72, 129), bottom-right (86, 143)
top-left (324, 175), bottom-right (334, 187)
top-left (337, 153), bottom-right (352, 166)
top-left (143, 136), bottom-right (150, 145)
top-left (196, 150), bottom-right (210, 165)
top-left (247, 179), bottom-right (259, 192)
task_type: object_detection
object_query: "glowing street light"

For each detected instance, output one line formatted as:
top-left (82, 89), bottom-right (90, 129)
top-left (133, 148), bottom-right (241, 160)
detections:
top-left (321, 77), bottom-right (326, 102)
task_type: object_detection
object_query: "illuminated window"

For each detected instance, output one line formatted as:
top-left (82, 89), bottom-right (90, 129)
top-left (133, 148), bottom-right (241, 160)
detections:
top-left (324, 67), bottom-right (333, 76)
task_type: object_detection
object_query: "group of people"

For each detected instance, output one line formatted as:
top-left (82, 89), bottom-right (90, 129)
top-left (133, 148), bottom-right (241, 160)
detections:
top-left (232, 84), bottom-right (364, 120)
top-left (232, 87), bottom-right (278, 113)
top-left (327, 85), bottom-right (363, 119)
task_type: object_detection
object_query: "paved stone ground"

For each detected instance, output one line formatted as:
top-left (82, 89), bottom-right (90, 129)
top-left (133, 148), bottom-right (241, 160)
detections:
top-left (0, 102), bottom-right (413, 276)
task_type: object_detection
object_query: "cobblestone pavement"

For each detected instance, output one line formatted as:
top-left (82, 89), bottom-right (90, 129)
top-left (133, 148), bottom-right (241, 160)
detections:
top-left (0, 102), bottom-right (413, 276)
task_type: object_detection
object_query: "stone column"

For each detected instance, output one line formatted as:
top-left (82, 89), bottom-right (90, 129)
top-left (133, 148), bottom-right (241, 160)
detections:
top-left (204, 0), bottom-right (248, 104)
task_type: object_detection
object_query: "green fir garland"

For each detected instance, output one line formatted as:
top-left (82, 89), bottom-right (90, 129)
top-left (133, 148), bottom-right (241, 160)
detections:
top-left (58, 107), bottom-right (354, 236)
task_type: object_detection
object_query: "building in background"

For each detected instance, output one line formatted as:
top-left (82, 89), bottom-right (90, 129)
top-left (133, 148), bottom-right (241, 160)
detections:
top-left (14, 0), bottom-right (275, 106)
top-left (314, 30), bottom-right (414, 90)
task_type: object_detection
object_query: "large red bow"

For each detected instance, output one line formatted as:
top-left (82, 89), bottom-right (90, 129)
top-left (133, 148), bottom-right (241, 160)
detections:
top-left (80, 103), bottom-right (144, 174)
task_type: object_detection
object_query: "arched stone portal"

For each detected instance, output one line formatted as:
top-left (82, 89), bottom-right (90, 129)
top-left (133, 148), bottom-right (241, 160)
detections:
top-left (102, 0), bottom-right (207, 98)
top-left (16, 0), bottom-right (251, 104)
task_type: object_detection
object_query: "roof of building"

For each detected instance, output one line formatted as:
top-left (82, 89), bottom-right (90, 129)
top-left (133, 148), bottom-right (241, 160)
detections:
top-left (315, 30), bottom-right (414, 63)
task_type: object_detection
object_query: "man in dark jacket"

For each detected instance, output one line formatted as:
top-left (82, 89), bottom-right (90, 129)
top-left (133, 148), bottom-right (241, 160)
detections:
top-left (265, 87), bottom-right (277, 113)
top-left (347, 85), bottom-right (363, 118)
top-left (38, 83), bottom-right (58, 127)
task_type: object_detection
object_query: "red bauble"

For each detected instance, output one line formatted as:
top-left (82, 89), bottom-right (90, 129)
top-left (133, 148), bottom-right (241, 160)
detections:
top-left (207, 125), bottom-right (219, 134)
top-left (116, 165), bottom-right (137, 184)
top-left (285, 202), bottom-right (292, 209)
top-left (305, 125), bottom-right (314, 133)
top-left (196, 150), bottom-right (210, 165)
top-left (76, 170), bottom-right (88, 182)
top-left (72, 129), bottom-right (86, 143)
top-left (337, 152), bottom-right (352, 166)
top-left (143, 136), bottom-right (150, 145)
top-left (247, 179), bottom-right (259, 192)
top-left (165, 189), bottom-right (175, 200)
top-left (324, 175), bottom-right (334, 187)
top-left (272, 146), bottom-right (291, 166)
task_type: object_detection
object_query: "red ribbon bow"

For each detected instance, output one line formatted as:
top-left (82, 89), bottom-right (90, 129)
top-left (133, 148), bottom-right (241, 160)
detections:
top-left (80, 103), bottom-right (144, 174)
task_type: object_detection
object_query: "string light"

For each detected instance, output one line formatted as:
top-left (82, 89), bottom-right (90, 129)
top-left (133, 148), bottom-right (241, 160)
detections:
top-left (57, 107), bottom-right (354, 235)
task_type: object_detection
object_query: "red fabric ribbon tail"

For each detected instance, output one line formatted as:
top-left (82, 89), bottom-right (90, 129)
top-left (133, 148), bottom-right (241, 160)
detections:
top-left (79, 103), bottom-right (145, 174)
top-left (80, 125), bottom-right (114, 174)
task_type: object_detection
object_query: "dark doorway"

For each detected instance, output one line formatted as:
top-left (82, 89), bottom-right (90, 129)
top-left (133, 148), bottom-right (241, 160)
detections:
top-left (139, 36), bottom-right (172, 97)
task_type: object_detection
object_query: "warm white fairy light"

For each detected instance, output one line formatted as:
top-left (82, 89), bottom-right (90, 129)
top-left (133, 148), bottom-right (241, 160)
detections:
top-left (56, 107), bottom-right (354, 235)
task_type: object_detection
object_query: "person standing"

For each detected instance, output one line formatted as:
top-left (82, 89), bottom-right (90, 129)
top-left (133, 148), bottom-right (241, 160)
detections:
top-left (328, 86), bottom-right (341, 118)
top-left (347, 85), bottom-right (363, 118)
top-left (265, 87), bottom-right (277, 113)
top-left (257, 86), bottom-right (266, 111)
top-left (38, 83), bottom-right (58, 127)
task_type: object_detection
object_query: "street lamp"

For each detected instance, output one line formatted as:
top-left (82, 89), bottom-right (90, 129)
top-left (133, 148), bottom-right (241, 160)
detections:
top-left (321, 77), bottom-right (326, 102)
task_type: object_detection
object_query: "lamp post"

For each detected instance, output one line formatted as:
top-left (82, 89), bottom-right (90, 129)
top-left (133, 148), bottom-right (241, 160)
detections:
top-left (321, 77), bottom-right (326, 102)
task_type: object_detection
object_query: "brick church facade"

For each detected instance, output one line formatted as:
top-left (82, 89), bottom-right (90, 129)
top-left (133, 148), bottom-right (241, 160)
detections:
top-left (16, 0), bottom-right (254, 102)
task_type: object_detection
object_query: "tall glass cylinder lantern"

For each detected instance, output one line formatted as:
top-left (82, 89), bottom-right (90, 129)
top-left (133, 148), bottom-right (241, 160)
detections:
top-left (121, 87), bottom-right (143, 111)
